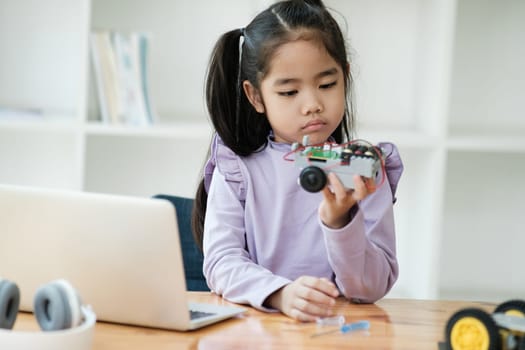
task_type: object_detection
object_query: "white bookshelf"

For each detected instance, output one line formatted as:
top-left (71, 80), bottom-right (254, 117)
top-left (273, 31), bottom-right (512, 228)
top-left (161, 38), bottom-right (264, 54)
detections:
top-left (0, 0), bottom-right (523, 301)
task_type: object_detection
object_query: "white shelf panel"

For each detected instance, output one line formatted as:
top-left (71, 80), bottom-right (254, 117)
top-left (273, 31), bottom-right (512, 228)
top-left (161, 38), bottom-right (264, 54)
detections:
top-left (358, 127), bottom-right (441, 150)
top-left (447, 127), bottom-right (525, 153)
top-left (0, 119), bottom-right (79, 133)
top-left (84, 121), bottom-right (213, 139)
top-left (447, 136), bottom-right (525, 153)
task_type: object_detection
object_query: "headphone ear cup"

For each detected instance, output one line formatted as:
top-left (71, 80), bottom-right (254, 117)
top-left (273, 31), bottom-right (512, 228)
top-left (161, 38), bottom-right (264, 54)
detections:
top-left (0, 279), bottom-right (20, 329)
top-left (33, 279), bottom-right (82, 331)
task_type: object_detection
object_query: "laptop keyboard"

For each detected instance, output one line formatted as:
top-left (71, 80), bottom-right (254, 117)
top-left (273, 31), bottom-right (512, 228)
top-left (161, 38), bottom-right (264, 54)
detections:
top-left (190, 309), bottom-right (217, 320)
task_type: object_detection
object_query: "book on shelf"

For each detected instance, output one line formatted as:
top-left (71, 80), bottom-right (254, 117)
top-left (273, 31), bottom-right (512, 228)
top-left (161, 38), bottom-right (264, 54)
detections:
top-left (90, 30), bottom-right (156, 126)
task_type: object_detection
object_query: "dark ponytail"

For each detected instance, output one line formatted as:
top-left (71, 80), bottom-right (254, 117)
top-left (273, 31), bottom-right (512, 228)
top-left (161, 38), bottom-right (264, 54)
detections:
top-left (191, 30), bottom-right (243, 251)
top-left (191, 178), bottom-right (207, 251)
top-left (192, 28), bottom-right (272, 249)
top-left (205, 29), bottom-right (271, 157)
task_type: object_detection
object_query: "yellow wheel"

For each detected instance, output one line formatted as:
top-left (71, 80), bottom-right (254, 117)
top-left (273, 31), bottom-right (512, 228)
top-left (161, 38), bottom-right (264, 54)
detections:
top-left (494, 299), bottom-right (525, 317)
top-left (494, 300), bottom-right (525, 350)
top-left (445, 308), bottom-right (501, 350)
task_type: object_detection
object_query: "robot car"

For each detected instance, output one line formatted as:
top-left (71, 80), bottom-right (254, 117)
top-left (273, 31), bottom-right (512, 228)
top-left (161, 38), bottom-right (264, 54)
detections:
top-left (445, 299), bottom-right (525, 350)
top-left (289, 136), bottom-right (384, 193)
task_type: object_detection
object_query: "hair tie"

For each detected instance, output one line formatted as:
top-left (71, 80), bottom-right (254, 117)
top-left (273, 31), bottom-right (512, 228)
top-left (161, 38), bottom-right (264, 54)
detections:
top-left (236, 28), bottom-right (245, 143)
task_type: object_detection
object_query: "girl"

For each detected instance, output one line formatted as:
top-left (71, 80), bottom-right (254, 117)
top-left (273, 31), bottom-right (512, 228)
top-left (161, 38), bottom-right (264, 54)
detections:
top-left (192, 0), bottom-right (403, 322)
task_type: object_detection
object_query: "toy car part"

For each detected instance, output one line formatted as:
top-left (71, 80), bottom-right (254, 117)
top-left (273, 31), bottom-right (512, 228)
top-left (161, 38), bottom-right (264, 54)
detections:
top-left (290, 135), bottom-right (384, 193)
top-left (299, 166), bottom-right (327, 193)
top-left (445, 299), bottom-right (525, 350)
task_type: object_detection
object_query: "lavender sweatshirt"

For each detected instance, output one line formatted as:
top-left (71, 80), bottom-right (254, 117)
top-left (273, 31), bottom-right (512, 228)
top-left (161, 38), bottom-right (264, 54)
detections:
top-left (202, 134), bottom-right (404, 311)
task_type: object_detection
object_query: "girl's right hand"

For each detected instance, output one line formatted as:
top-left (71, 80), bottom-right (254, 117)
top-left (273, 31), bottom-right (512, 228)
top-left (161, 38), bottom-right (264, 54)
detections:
top-left (265, 276), bottom-right (339, 322)
top-left (319, 173), bottom-right (376, 229)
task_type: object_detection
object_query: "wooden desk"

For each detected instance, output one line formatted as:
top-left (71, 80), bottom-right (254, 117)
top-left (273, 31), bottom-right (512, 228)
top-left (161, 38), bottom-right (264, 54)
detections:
top-left (15, 292), bottom-right (495, 349)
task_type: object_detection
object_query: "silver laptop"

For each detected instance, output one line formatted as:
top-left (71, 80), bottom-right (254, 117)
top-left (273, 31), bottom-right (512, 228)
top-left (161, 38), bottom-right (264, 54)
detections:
top-left (0, 184), bottom-right (245, 331)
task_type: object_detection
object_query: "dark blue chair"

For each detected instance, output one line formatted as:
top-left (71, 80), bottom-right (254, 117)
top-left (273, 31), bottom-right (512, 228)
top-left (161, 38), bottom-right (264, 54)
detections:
top-left (153, 194), bottom-right (209, 291)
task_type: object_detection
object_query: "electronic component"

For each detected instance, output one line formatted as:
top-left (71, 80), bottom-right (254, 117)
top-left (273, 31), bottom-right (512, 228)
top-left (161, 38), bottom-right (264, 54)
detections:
top-left (289, 136), bottom-right (384, 193)
top-left (311, 320), bottom-right (370, 338)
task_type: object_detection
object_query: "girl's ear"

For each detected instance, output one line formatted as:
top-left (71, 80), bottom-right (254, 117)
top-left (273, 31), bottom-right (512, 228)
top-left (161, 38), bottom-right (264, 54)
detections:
top-left (243, 80), bottom-right (265, 113)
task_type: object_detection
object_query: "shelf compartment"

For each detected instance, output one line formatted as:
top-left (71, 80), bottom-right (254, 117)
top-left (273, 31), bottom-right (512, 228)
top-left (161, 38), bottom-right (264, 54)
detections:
top-left (329, 0), bottom-right (456, 136)
top-left (84, 134), bottom-right (211, 198)
top-left (0, 0), bottom-right (90, 117)
top-left (448, 0), bottom-right (525, 135)
top-left (439, 151), bottom-right (525, 301)
top-left (0, 128), bottom-right (81, 190)
top-left (89, 0), bottom-right (259, 123)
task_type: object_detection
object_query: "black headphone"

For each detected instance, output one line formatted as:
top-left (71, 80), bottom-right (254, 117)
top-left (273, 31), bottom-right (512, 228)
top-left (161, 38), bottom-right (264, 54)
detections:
top-left (0, 278), bottom-right (85, 331)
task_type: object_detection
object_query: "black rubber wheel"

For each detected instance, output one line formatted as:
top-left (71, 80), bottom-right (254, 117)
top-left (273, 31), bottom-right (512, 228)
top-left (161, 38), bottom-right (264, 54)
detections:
top-left (299, 166), bottom-right (327, 193)
top-left (494, 300), bottom-right (525, 317)
top-left (445, 308), bottom-right (501, 350)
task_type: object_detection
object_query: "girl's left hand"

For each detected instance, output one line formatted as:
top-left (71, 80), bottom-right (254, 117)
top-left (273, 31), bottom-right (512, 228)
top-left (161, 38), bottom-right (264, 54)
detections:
top-left (319, 173), bottom-right (376, 229)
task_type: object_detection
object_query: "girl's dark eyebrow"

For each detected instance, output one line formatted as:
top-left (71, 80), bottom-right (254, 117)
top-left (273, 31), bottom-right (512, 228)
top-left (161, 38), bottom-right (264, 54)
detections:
top-left (273, 67), bottom-right (339, 86)
top-left (317, 67), bottom-right (339, 78)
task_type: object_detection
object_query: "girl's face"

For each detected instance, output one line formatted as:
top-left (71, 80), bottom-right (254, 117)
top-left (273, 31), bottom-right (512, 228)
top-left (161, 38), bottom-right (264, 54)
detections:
top-left (243, 39), bottom-right (346, 145)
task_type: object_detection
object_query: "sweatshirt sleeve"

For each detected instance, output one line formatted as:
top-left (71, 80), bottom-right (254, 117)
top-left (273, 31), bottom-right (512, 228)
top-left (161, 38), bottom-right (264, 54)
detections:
top-left (202, 143), bottom-right (290, 311)
top-left (322, 142), bottom-right (403, 303)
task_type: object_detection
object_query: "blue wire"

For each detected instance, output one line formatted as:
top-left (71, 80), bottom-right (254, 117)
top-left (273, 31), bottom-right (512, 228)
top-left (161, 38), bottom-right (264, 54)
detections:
top-left (340, 320), bottom-right (370, 333)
